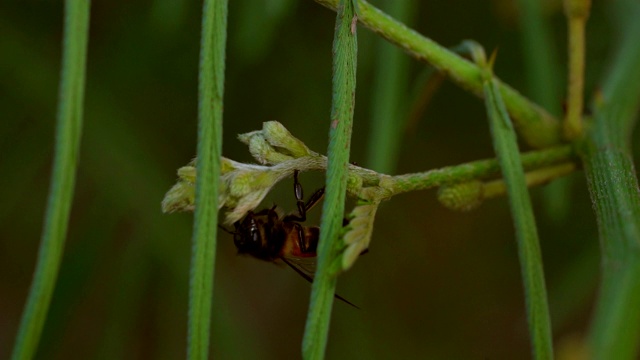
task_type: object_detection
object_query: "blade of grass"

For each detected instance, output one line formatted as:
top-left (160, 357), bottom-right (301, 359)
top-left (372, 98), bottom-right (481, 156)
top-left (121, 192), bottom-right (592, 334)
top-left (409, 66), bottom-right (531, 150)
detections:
top-left (11, 1), bottom-right (91, 359)
top-left (302, 0), bottom-right (357, 358)
top-left (365, 0), bottom-right (416, 174)
top-left (481, 55), bottom-right (553, 359)
top-left (583, 3), bottom-right (640, 358)
top-left (312, 0), bottom-right (561, 148)
top-left (187, 0), bottom-right (227, 359)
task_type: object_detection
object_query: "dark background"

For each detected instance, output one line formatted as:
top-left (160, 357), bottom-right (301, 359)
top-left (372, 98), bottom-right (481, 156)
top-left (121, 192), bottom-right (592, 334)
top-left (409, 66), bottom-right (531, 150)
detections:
top-left (1, 0), bottom-right (621, 358)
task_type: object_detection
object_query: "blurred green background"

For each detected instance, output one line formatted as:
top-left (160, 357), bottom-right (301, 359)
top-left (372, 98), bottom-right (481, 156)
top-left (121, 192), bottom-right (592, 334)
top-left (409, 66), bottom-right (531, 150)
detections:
top-left (0, 0), bottom-right (620, 358)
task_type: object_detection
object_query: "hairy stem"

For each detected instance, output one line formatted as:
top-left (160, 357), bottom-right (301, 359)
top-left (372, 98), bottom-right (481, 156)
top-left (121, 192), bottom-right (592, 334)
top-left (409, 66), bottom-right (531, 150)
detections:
top-left (302, 0), bottom-right (358, 358)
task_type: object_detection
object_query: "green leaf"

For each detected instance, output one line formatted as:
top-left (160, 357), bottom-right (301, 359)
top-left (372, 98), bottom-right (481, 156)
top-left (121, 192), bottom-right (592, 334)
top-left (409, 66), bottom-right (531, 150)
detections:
top-left (482, 64), bottom-right (553, 359)
top-left (583, 2), bottom-right (640, 357)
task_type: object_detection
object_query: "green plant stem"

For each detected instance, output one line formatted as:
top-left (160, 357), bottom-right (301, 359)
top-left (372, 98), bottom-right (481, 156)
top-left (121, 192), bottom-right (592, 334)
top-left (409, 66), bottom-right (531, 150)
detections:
top-left (483, 66), bottom-right (553, 359)
top-left (312, 0), bottom-right (561, 148)
top-left (11, 1), bottom-right (90, 359)
top-left (563, 0), bottom-right (590, 139)
top-left (187, 0), bottom-right (227, 359)
top-left (365, 0), bottom-right (415, 173)
top-left (302, 0), bottom-right (357, 358)
top-left (583, 3), bottom-right (640, 357)
top-left (388, 145), bottom-right (573, 196)
top-left (482, 163), bottom-right (576, 200)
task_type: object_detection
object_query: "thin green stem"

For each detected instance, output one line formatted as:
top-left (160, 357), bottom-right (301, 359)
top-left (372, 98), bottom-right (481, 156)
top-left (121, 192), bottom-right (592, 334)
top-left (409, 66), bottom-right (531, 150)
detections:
top-left (583, 3), bottom-right (640, 357)
top-left (483, 64), bottom-right (553, 359)
top-left (388, 145), bottom-right (573, 196)
top-left (302, 0), bottom-right (357, 358)
top-left (482, 163), bottom-right (576, 200)
top-left (312, 0), bottom-right (561, 148)
top-left (563, 0), bottom-right (591, 139)
top-left (187, 0), bottom-right (227, 359)
top-left (11, 1), bottom-right (90, 359)
top-left (365, 0), bottom-right (416, 173)
top-left (438, 163), bottom-right (576, 212)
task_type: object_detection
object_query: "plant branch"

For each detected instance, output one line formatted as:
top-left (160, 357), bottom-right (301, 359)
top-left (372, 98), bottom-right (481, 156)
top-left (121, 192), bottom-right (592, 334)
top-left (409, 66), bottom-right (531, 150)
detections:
top-left (563, 0), bottom-right (591, 139)
top-left (312, 0), bottom-right (561, 148)
top-left (162, 121), bottom-right (575, 224)
top-left (438, 163), bottom-right (577, 211)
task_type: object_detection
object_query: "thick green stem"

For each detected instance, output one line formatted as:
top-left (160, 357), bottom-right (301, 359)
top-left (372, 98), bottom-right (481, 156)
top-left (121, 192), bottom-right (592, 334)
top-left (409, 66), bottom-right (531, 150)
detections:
top-left (187, 0), bottom-right (227, 359)
top-left (312, 0), bottom-right (561, 148)
top-left (582, 2), bottom-right (640, 357)
top-left (11, 1), bottom-right (90, 359)
top-left (302, 0), bottom-right (357, 358)
top-left (583, 143), bottom-right (640, 359)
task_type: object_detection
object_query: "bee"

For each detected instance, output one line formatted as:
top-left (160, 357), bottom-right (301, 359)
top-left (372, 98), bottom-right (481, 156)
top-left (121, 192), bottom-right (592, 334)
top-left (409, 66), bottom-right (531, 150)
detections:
top-left (221, 170), bottom-right (357, 308)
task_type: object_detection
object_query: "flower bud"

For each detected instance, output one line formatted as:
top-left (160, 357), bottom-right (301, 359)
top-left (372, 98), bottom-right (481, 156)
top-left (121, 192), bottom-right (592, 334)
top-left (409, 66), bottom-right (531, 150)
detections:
top-left (437, 180), bottom-right (484, 211)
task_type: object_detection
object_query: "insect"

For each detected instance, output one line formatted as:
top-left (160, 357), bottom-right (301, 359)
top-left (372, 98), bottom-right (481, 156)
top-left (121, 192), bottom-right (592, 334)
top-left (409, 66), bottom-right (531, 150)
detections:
top-left (221, 170), bottom-right (357, 308)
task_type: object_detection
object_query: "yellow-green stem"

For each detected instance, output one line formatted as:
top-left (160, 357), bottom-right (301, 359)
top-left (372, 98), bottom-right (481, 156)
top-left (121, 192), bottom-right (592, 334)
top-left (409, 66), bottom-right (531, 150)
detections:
top-left (563, 0), bottom-right (591, 139)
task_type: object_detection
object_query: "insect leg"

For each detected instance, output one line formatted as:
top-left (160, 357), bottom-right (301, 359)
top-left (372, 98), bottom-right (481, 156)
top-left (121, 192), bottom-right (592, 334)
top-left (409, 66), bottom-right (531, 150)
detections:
top-left (284, 170), bottom-right (308, 222)
top-left (294, 223), bottom-right (309, 253)
top-left (304, 188), bottom-right (325, 212)
top-left (294, 170), bottom-right (306, 220)
top-left (284, 171), bottom-right (326, 222)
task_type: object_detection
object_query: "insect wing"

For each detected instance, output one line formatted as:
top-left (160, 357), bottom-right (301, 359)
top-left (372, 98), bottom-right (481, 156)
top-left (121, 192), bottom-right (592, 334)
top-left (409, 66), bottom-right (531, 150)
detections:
top-left (281, 256), bottom-right (317, 284)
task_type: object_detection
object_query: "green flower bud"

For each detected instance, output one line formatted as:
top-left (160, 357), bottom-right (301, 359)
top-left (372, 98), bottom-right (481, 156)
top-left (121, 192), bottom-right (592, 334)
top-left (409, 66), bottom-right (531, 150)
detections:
top-left (248, 134), bottom-right (294, 165)
top-left (437, 180), bottom-right (484, 211)
top-left (262, 121), bottom-right (312, 158)
top-left (161, 181), bottom-right (195, 213)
